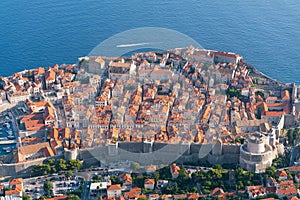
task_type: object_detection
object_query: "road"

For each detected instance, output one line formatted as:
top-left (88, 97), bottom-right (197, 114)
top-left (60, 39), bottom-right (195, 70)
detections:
top-left (290, 145), bottom-right (299, 166)
top-left (196, 183), bottom-right (203, 195)
top-left (81, 181), bottom-right (91, 200)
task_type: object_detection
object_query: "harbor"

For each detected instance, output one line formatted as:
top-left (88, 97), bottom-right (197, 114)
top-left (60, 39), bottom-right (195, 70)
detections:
top-left (0, 121), bottom-right (17, 160)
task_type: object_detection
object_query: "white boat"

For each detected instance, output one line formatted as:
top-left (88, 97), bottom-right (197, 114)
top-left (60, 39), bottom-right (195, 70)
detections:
top-left (4, 123), bottom-right (10, 128)
top-left (3, 147), bottom-right (11, 153)
top-left (7, 135), bottom-right (15, 140)
top-left (0, 137), bottom-right (8, 141)
top-left (7, 130), bottom-right (13, 135)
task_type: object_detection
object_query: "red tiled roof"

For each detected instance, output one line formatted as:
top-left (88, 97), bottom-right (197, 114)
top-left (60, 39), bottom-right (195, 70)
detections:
top-left (279, 180), bottom-right (294, 187)
top-left (9, 178), bottom-right (23, 185)
top-left (119, 174), bottom-right (132, 183)
top-left (278, 170), bottom-right (288, 177)
top-left (107, 184), bottom-right (121, 190)
top-left (46, 70), bottom-right (56, 81)
top-left (211, 187), bottom-right (225, 197)
top-left (264, 111), bottom-right (285, 117)
top-left (288, 166), bottom-right (300, 172)
top-left (144, 179), bottom-right (155, 185)
top-left (277, 187), bottom-right (297, 196)
top-left (187, 193), bottom-right (199, 199)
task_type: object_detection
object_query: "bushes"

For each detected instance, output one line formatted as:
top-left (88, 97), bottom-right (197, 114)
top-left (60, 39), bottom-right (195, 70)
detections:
top-left (227, 88), bottom-right (241, 98)
top-left (32, 159), bottom-right (82, 176)
top-left (287, 128), bottom-right (300, 146)
top-left (272, 150), bottom-right (290, 168)
top-left (43, 181), bottom-right (53, 197)
top-left (193, 166), bottom-right (260, 192)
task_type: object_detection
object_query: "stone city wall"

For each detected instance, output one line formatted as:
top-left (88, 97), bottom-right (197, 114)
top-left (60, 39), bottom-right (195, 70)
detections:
top-left (0, 155), bottom-right (63, 177)
top-left (79, 142), bottom-right (241, 166)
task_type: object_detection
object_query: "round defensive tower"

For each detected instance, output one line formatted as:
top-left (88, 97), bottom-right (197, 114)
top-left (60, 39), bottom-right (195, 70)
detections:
top-left (239, 133), bottom-right (275, 173)
top-left (247, 133), bottom-right (265, 153)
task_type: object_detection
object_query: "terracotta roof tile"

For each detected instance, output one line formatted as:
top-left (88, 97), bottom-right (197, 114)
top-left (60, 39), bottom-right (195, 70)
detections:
top-left (107, 184), bottom-right (121, 190)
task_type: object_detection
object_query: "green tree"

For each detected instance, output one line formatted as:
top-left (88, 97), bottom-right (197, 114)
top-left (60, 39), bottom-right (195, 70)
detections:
top-left (236, 181), bottom-right (244, 190)
top-left (207, 168), bottom-right (222, 180)
top-left (50, 166), bottom-right (57, 173)
top-left (33, 164), bottom-right (50, 176)
top-left (235, 167), bottom-right (244, 180)
top-left (68, 160), bottom-right (82, 170)
top-left (66, 170), bottom-right (73, 178)
top-left (227, 88), bottom-right (241, 98)
top-left (43, 181), bottom-right (53, 197)
top-left (287, 129), bottom-right (294, 145)
top-left (92, 174), bottom-right (101, 181)
top-left (22, 195), bottom-right (30, 200)
top-left (293, 128), bottom-right (300, 144)
top-left (45, 158), bottom-right (56, 166)
top-left (56, 158), bottom-right (68, 171)
top-left (265, 166), bottom-right (277, 178)
top-left (153, 171), bottom-right (160, 181)
top-left (110, 176), bottom-right (121, 185)
top-left (191, 187), bottom-right (197, 193)
top-left (130, 162), bottom-right (141, 171)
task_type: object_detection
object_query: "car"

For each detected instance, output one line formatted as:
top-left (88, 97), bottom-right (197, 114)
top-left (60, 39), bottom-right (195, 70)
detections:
top-left (56, 183), bottom-right (62, 187)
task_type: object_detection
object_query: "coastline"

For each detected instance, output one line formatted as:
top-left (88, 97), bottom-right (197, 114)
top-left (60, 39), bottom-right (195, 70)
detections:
top-left (0, 47), bottom-right (298, 176)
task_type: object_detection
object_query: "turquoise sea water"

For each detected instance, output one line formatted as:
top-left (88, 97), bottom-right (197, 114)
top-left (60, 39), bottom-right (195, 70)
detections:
top-left (0, 0), bottom-right (299, 84)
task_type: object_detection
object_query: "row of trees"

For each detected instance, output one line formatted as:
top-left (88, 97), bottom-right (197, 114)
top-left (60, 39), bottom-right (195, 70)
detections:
top-left (272, 150), bottom-right (291, 169)
top-left (234, 167), bottom-right (260, 190)
top-left (287, 128), bottom-right (300, 146)
top-left (192, 165), bottom-right (229, 194)
top-left (129, 165), bottom-right (196, 195)
top-left (192, 165), bottom-right (261, 194)
top-left (32, 158), bottom-right (82, 176)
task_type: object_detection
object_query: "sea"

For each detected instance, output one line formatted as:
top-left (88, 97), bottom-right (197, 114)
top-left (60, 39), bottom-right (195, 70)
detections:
top-left (0, 0), bottom-right (299, 84)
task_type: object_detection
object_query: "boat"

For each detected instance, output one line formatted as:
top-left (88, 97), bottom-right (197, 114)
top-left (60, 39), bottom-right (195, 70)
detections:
top-left (0, 137), bottom-right (8, 141)
top-left (3, 147), bottom-right (11, 153)
top-left (6, 130), bottom-right (13, 135)
top-left (7, 135), bottom-right (15, 140)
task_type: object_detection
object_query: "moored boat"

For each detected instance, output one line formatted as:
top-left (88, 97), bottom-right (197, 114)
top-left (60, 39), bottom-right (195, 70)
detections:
top-left (7, 135), bottom-right (15, 140)
top-left (3, 147), bottom-right (11, 153)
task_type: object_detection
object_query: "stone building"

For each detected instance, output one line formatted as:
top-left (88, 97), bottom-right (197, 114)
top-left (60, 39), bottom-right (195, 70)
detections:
top-left (239, 133), bottom-right (280, 173)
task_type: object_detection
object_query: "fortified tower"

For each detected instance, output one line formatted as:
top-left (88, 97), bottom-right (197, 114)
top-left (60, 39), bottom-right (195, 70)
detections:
top-left (239, 133), bottom-right (275, 173)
